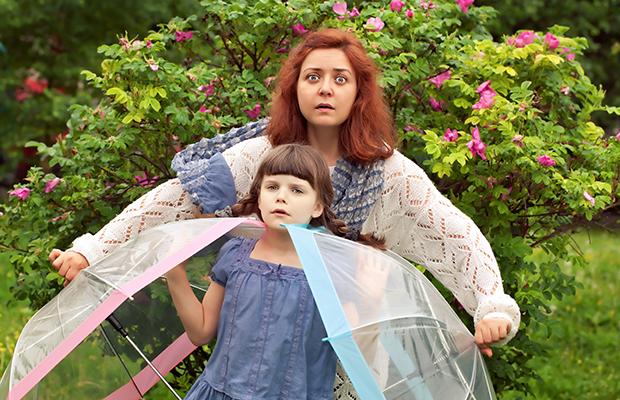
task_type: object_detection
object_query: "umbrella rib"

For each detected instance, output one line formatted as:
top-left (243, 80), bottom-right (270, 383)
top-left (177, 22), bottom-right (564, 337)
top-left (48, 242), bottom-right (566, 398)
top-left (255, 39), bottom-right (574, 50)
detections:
top-left (82, 269), bottom-right (135, 300)
top-left (99, 325), bottom-right (145, 399)
top-left (334, 314), bottom-right (452, 338)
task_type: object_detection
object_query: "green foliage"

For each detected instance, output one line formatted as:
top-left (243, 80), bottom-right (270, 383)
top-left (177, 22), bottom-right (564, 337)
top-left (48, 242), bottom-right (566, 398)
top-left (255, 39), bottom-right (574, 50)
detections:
top-left (1, 0), bottom-right (619, 397)
top-left (525, 231), bottom-right (620, 399)
top-left (0, 0), bottom-right (201, 186)
top-left (477, 0), bottom-right (620, 130)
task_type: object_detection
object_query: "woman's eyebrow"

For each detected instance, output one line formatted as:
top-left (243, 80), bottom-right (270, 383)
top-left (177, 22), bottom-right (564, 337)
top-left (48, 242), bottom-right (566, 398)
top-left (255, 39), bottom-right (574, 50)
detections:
top-left (302, 67), bottom-right (352, 74)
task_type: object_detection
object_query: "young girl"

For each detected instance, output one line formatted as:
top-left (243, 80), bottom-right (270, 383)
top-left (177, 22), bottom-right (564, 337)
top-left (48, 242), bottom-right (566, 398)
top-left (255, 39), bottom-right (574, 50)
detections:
top-left (165, 144), bottom-right (352, 400)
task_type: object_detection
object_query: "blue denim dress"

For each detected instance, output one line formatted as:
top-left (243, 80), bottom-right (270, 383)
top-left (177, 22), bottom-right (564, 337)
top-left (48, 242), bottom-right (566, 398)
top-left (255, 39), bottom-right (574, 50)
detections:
top-left (184, 237), bottom-right (337, 400)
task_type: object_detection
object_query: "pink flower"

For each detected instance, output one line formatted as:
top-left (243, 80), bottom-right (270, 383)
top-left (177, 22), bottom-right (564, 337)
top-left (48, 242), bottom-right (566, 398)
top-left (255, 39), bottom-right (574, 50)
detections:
top-left (537, 155), bottom-right (556, 167)
top-left (198, 105), bottom-right (209, 113)
top-left (443, 128), bottom-right (459, 142)
top-left (198, 84), bottom-right (215, 96)
top-left (366, 17), bottom-right (385, 32)
top-left (512, 134), bottom-right (524, 147)
top-left (9, 187), bottom-right (31, 201)
top-left (24, 77), bottom-right (48, 94)
top-left (428, 70), bottom-right (451, 88)
top-left (348, 7), bottom-right (360, 17)
top-left (292, 23), bottom-right (308, 36)
top-left (455, 0), bottom-right (474, 13)
top-left (390, 0), bottom-right (406, 12)
top-left (244, 103), bottom-right (262, 119)
top-left (404, 124), bottom-right (415, 132)
top-left (15, 87), bottom-right (29, 102)
top-left (147, 60), bottom-right (159, 71)
top-left (429, 97), bottom-right (444, 111)
top-left (467, 127), bottom-right (487, 160)
top-left (119, 37), bottom-right (131, 50)
top-left (506, 37), bottom-right (516, 46)
top-left (560, 86), bottom-right (570, 95)
top-left (544, 32), bottom-right (559, 50)
top-left (472, 80), bottom-right (496, 110)
top-left (146, 39), bottom-right (152, 49)
top-left (583, 191), bottom-right (596, 206)
top-left (420, 0), bottom-right (436, 10)
top-left (332, 1), bottom-right (347, 15)
top-left (514, 31), bottom-right (536, 48)
top-left (560, 47), bottom-right (576, 60)
top-left (406, 9), bottom-right (414, 18)
top-left (135, 173), bottom-right (159, 187)
top-left (175, 31), bottom-right (193, 42)
top-left (44, 177), bottom-right (61, 193)
top-left (276, 39), bottom-right (290, 54)
top-left (616, 131), bottom-right (620, 141)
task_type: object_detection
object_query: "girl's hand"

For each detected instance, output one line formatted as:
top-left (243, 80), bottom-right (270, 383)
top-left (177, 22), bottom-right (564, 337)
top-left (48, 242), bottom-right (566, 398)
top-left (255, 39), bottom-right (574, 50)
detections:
top-left (49, 249), bottom-right (89, 285)
top-left (474, 318), bottom-right (511, 357)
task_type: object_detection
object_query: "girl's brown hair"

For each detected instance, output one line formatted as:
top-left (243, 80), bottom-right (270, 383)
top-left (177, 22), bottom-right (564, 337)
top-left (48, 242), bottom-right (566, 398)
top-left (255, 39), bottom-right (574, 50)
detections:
top-left (267, 28), bottom-right (396, 165)
top-left (231, 144), bottom-right (347, 236)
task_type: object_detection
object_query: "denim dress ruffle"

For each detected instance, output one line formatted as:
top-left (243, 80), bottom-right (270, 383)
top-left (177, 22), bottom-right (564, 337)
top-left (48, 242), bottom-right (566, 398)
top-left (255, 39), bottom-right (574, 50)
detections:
top-left (185, 237), bottom-right (337, 400)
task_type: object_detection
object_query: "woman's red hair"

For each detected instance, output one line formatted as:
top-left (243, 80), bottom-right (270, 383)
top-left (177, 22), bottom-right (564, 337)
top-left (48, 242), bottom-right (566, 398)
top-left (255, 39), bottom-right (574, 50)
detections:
top-left (267, 28), bottom-right (396, 164)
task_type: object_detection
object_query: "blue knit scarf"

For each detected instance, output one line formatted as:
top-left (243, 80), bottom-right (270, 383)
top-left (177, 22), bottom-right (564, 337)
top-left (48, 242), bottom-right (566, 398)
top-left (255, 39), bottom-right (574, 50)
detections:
top-left (171, 118), bottom-right (385, 240)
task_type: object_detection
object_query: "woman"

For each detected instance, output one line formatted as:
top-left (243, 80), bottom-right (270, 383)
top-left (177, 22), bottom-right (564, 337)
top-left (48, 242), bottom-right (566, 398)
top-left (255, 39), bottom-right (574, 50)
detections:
top-left (50, 28), bottom-right (519, 398)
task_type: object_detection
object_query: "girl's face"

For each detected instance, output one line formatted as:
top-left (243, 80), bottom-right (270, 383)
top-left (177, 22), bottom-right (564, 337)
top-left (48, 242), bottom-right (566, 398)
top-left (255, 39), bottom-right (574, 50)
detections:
top-left (258, 174), bottom-right (324, 230)
top-left (296, 48), bottom-right (357, 133)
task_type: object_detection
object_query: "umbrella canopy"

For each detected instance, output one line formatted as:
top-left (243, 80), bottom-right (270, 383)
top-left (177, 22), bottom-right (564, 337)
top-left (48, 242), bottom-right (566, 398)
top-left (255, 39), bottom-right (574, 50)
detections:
top-left (286, 225), bottom-right (496, 400)
top-left (1, 218), bottom-right (263, 400)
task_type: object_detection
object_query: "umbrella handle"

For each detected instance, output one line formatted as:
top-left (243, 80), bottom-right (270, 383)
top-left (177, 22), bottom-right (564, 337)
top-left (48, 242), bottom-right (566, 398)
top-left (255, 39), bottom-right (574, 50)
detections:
top-left (106, 314), bottom-right (183, 400)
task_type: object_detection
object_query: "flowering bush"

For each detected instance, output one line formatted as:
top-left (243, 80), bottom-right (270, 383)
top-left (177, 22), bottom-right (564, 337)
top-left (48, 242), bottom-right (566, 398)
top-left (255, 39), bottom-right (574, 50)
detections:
top-left (1, 0), bottom-right (618, 396)
top-left (0, 0), bottom-right (200, 187)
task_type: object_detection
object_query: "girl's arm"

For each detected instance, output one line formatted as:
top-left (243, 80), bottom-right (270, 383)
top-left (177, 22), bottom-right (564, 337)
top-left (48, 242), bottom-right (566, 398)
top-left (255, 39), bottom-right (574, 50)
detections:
top-left (165, 264), bottom-right (225, 346)
top-left (364, 151), bottom-right (520, 344)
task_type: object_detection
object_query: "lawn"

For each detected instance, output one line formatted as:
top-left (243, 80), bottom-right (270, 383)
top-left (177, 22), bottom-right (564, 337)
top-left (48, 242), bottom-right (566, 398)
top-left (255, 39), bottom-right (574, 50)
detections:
top-left (1, 230), bottom-right (618, 398)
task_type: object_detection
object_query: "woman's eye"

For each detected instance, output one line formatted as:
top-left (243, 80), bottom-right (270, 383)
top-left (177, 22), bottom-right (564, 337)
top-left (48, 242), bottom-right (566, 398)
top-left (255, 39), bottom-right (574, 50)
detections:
top-left (335, 76), bottom-right (347, 84)
top-left (266, 185), bottom-right (278, 190)
top-left (307, 74), bottom-right (319, 82)
top-left (292, 188), bottom-right (304, 194)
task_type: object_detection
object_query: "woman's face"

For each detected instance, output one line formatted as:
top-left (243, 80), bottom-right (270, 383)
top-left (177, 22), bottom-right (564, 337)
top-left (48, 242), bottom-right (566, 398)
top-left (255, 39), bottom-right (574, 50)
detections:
top-left (296, 48), bottom-right (357, 134)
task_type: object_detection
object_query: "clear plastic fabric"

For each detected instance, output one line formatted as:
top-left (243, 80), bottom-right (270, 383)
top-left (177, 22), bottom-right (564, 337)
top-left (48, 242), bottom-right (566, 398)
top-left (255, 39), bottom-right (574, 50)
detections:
top-left (295, 230), bottom-right (496, 400)
top-left (0, 218), bottom-right (261, 400)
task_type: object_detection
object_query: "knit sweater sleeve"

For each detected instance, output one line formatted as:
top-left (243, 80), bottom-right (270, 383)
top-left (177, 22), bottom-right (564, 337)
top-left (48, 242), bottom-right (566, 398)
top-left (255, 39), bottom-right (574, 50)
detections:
top-left (67, 136), bottom-right (273, 265)
top-left (362, 151), bottom-right (521, 343)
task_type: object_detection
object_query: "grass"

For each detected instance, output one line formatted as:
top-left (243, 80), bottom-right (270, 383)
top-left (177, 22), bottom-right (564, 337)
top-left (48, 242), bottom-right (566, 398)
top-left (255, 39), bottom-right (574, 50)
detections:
top-left (524, 230), bottom-right (620, 399)
top-left (1, 231), bottom-right (619, 398)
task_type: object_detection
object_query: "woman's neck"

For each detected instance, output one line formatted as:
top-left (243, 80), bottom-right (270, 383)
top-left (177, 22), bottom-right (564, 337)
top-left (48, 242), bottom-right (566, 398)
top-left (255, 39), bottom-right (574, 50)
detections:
top-left (307, 125), bottom-right (341, 166)
top-left (251, 228), bottom-right (301, 267)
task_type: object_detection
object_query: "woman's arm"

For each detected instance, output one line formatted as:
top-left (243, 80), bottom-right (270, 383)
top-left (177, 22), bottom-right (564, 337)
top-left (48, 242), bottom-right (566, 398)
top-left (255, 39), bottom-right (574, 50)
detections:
top-left (165, 264), bottom-right (224, 346)
top-left (363, 151), bottom-right (520, 343)
top-left (50, 178), bottom-right (200, 281)
top-left (52, 135), bottom-right (272, 283)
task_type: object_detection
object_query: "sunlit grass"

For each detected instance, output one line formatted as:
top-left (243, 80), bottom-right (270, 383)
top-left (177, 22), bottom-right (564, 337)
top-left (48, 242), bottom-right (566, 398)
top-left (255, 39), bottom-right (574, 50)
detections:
top-left (525, 230), bottom-right (620, 399)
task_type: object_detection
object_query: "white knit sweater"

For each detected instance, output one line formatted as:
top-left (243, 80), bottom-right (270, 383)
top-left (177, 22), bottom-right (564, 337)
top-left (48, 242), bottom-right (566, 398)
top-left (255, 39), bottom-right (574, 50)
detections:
top-left (70, 136), bottom-right (520, 337)
top-left (70, 136), bottom-right (520, 398)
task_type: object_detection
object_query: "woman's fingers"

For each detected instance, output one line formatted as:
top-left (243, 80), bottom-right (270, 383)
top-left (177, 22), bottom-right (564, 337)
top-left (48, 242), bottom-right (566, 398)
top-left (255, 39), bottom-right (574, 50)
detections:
top-left (48, 249), bottom-right (62, 262)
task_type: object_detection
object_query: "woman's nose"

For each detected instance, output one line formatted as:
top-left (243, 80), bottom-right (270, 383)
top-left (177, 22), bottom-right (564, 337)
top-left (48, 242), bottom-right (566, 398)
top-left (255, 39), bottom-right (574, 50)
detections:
top-left (319, 80), bottom-right (333, 96)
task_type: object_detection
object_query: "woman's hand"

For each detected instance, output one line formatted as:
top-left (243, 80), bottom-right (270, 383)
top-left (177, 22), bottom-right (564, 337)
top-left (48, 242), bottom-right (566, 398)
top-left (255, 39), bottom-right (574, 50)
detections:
top-left (474, 318), bottom-right (511, 357)
top-left (49, 249), bottom-right (89, 285)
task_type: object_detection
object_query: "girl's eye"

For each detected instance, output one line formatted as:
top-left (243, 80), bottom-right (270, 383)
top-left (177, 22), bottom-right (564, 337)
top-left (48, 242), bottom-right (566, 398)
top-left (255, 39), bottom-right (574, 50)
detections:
top-left (307, 74), bottom-right (320, 82)
top-left (335, 76), bottom-right (347, 84)
top-left (266, 185), bottom-right (278, 190)
top-left (292, 187), bottom-right (304, 194)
